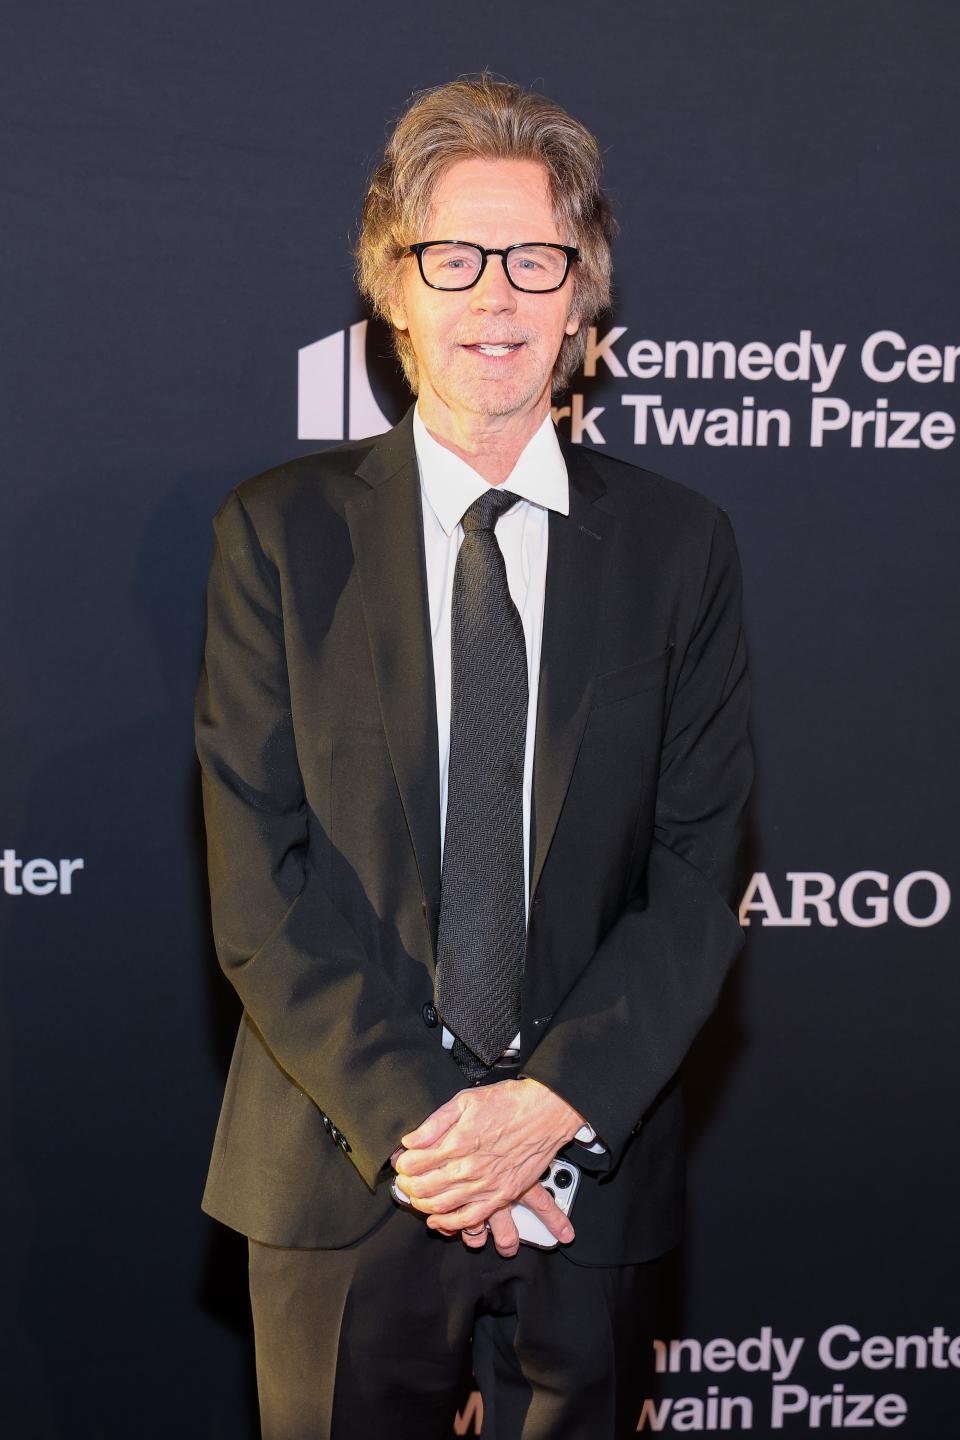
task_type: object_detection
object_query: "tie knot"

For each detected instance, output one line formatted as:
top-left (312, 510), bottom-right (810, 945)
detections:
top-left (461, 488), bottom-right (522, 534)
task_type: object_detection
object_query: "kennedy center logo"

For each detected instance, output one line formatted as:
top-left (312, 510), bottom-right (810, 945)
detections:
top-left (298, 321), bottom-right (394, 441)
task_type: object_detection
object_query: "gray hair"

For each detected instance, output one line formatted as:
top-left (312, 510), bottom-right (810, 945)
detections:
top-left (354, 73), bottom-right (617, 396)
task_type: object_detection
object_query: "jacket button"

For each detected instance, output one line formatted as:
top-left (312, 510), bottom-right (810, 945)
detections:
top-left (338, 1135), bottom-right (351, 1153)
top-left (421, 1002), bottom-right (438, 1028)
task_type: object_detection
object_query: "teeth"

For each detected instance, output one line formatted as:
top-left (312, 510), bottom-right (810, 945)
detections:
top-left (476, 344), bottom-right (516, 355)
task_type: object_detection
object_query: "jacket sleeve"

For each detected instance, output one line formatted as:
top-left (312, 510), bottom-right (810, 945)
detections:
top-left (194, 489), bottom-right (460, 1192)
top-left (520, 505), bottom-right (753, 1172)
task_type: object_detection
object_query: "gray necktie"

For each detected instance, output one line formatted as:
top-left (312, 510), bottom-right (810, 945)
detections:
top-left (434, 487), bottom-right (528, 1081)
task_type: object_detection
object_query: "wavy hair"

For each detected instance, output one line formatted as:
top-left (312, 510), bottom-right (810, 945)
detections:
top-left (354, 74), bottom-right (617, 396)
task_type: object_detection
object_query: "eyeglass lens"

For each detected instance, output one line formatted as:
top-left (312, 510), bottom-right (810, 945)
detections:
top-left (420, 244), bottom-right (568, 291)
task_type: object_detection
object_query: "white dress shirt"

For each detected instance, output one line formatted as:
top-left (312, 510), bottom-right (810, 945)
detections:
top-left (413, 403), bottom-right (602, 1152)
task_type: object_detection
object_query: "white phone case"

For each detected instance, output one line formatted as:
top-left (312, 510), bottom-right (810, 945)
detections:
top-left (512, 1158), bottom-right (581, 1248)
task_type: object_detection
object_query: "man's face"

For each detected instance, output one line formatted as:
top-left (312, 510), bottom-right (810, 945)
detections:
top-left (388, 157), bottom-right (581, 422)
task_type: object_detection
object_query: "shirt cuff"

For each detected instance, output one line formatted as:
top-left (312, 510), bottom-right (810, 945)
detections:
top-left (573, 1122), bottom-right (606, 1153)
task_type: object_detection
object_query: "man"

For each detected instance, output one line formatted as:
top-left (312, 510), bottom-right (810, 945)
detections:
top-left (195, 74), bottom-right (752, 1439)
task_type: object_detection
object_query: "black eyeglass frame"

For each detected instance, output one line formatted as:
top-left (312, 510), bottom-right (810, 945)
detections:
top-left (404, 241), bottom-right (580, 293)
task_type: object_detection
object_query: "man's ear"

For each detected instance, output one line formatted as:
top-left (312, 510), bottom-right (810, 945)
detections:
top-left (386, 275), bottom-right (409, 333)
top-left (564, 305), bottom-right (582, 338)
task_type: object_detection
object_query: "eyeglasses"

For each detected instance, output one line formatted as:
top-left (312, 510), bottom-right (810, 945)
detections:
top-left (404, 241), bottom-right (579, 293)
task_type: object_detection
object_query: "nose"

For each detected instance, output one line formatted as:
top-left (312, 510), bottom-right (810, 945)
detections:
top-left (468, 254), bottom-right (517, 315)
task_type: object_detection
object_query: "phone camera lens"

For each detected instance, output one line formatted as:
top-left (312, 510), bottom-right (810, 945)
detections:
top-left (553, 1168), bottom-right (572, 1189)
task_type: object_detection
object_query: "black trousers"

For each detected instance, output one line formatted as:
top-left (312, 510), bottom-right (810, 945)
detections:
top-left (248, 1203), bottom-right (663, 1439)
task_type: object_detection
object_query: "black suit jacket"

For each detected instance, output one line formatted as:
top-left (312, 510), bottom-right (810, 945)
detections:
top-left (194, 402), bottom-right (752, 1265)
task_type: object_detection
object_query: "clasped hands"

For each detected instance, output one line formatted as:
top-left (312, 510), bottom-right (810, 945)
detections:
top-left (390, 1076), bottom-right (585, 1257)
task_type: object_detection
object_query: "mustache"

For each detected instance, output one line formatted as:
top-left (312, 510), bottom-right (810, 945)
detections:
top-left (454, 333), bottom-right (534, 346)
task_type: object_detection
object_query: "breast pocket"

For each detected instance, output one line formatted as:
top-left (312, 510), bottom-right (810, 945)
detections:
top-left (590, 641), bottom-right (674, 709)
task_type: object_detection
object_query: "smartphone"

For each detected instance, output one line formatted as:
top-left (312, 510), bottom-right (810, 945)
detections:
top-left (512, 1158), bottom-right (581, 1248)
top-left (390, 1156), bottom-right (580, 1249)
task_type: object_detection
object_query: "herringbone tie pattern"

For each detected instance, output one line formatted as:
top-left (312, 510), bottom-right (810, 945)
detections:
top-left (434, 487), bottom-right (528, 1080)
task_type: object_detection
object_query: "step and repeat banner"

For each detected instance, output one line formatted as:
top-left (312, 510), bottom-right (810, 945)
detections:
top-left (2, 2), bottom-right (957, 1436)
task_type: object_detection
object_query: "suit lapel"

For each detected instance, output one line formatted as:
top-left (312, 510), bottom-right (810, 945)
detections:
top-left (346, 407), bottom-right (443, 952)
top-left (344, 406), bottom-right (617, 959)
top-left (530, 438), bottom-right (616, 903)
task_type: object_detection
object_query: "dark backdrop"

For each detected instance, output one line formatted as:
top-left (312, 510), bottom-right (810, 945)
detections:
top-left (2, 2), bottom-right (957, 1435)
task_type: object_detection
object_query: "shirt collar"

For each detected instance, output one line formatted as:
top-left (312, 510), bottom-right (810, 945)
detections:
top-left (413, 403), bottom-right (570, 538)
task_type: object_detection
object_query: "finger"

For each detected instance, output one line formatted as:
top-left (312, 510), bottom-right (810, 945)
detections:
top-left (400, 1094), bottom-right (467, 1149)
top-left (520, 1184), bottom-right (575, 1243)
top-left (460, 1222), bottom-right (489, 1251)
top-left (394, 1129), bottom-right (479, 1175)
top-left (396, 1166), bottom-right (472, 1203)
top-left (408, 1181), bottom-right (490, 1216)
top-left (389, 1145), bottom-right (404, 1171)
top-left (487, 1207), bottom-right (520, 1259)
top-left (394, 1147), bottom-right (467, 1183)
top-left (395, 1152), bottom-right (503, 1200)
top-left (426, 1200), bottom-right (499, 1233)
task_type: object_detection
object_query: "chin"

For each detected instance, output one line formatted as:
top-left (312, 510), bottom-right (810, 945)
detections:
top-left (455, 376), bottom-right (549, 419)
top-left (478, 395), bottom-right (538, 418)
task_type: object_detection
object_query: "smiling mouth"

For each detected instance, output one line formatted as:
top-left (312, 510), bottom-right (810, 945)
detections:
top-left (462, 342), bottom-right (524, 356)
